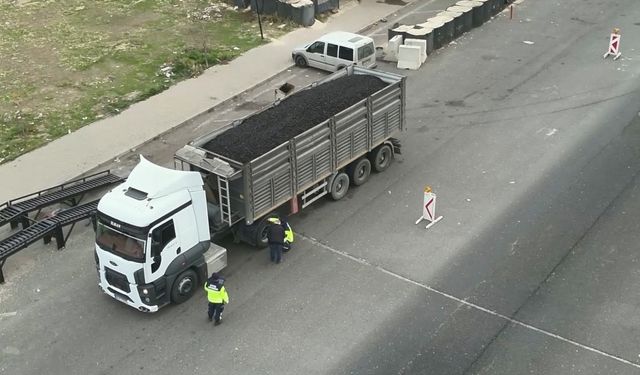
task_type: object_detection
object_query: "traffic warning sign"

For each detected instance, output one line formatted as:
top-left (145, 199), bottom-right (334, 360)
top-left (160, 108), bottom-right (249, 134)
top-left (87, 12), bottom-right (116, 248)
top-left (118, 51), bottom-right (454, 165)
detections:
top-left (603, 28), bottom-right (622, 60)
top-left (415, 186), bottom-right (443, 229)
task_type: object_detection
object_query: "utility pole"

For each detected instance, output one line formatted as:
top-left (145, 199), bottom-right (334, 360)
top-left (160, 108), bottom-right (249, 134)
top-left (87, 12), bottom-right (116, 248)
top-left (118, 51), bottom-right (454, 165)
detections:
top-left (256, 0), bottom-right (264, 40)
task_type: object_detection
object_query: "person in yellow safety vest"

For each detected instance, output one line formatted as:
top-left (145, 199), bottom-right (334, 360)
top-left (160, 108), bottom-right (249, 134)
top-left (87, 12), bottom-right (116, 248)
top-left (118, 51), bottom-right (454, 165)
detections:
top-left (204, 273), bottom-right (229, 326)
top-left (283, 218), bottom-right (294, 252)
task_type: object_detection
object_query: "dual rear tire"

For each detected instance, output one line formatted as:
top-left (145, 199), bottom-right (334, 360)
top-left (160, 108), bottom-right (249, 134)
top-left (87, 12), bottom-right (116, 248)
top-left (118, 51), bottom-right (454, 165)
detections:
top-left (329, 143), bottom-right (393, 201)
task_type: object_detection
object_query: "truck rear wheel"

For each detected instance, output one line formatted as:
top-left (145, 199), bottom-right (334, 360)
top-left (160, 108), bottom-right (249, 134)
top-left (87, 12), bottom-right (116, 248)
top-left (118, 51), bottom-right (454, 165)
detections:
top-left (369, 144), bottom-right (393, 173)
top-left (171, 269), bottom-right (197, 304)
top-left (348, 158), bottom-right (371, 186)
top-left (330, 172), bottom-right (350, 200)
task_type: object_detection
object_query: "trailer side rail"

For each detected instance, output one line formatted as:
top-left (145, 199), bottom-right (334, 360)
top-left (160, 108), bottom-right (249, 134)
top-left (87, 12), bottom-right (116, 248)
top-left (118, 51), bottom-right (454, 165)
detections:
top-left (246, 73), bottom-right (406, 223)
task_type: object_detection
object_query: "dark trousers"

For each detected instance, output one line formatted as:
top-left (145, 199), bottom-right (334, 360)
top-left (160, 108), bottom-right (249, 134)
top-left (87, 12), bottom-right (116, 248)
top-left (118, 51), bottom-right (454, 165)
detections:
top-left (208, 302), bottom-right (224, 322)
top-left (269, 243), bottom-right (283, 263)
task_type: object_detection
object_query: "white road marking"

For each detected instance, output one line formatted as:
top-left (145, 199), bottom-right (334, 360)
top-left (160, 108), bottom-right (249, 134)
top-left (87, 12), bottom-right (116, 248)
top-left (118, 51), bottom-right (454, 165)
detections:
top-left (298, 233), bottom-right (640, 370)
top-left (0, 311), bottom-right (17, 319)
top-left (536, 127), bottom-right (558, 137)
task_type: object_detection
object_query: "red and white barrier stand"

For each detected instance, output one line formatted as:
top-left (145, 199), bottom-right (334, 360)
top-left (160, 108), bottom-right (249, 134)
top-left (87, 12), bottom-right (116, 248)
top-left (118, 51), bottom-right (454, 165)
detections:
top-left (603, 28), bottom-right (622, 60)
top-left (415, 186), bottom-right (443, 229)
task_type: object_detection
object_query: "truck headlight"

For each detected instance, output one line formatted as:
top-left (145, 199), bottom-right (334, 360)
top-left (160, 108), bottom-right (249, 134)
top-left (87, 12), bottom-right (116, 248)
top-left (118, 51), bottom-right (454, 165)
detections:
top-left (142, 288), bottom-right (149, 295)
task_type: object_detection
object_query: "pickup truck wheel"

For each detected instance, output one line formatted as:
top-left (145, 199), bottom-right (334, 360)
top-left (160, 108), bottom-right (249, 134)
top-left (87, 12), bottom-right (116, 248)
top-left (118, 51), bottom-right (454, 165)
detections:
top-left (369, 144), bottom-right (393, 173)
top-left (171, 269), bottom-right (197, 304)
top-left (330, 172), bottom-right (350, 200)
top-left (348, 158), bottom-right (371, 186)
top-left (295, 55), bottom-right (308, 67)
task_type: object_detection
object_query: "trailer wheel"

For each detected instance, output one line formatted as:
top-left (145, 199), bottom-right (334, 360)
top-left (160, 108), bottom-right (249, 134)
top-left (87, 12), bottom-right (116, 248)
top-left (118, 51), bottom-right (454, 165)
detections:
top-left (295, 55), bottom-right (308, 68)
top-left (171, 269), bottom-right (197, 304)
top-left (348, 158), bottom-right (371, 186)
top-left (369, 144), bottom-right (393, 173)
top-left (330, 172), bottom-right (350, 200)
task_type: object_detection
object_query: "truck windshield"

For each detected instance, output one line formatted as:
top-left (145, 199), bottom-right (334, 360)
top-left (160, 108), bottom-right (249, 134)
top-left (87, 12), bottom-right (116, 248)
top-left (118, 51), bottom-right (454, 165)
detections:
top-left (96, 221), bottom-right (146, 262)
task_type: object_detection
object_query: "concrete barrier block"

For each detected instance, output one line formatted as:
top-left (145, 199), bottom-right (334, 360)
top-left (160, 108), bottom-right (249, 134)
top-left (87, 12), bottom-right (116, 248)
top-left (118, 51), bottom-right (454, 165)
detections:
top-left (383, 35), bottom-right (403, 62)
top-left (404, 38), bottom-right (427, 63)
top-left (397, 45), bottom-right (422, 70)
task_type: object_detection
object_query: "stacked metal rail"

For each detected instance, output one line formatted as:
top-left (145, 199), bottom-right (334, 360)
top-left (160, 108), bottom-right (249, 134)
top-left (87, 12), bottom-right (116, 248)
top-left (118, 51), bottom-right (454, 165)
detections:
top-left (0, 171), bottom-right (123, 283)
top-left (0, 170), bottom-right (122, 230)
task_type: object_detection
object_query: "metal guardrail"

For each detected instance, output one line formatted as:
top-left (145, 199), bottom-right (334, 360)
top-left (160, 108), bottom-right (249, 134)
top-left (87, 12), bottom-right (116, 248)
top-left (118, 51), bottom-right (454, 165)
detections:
top-left (0, 170), bottom-right (122, 230)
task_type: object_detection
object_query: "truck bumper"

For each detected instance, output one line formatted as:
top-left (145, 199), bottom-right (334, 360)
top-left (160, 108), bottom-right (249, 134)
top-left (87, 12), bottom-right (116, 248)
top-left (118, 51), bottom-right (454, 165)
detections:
top-left (98, 273), bottom-right (160, 313)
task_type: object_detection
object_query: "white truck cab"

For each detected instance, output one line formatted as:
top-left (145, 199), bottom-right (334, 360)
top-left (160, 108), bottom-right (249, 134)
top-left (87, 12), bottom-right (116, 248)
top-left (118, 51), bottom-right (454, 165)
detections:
top-left (94, 156), bottom-right (226, 312)
top-left (292, 31), bottom-right (376, 72)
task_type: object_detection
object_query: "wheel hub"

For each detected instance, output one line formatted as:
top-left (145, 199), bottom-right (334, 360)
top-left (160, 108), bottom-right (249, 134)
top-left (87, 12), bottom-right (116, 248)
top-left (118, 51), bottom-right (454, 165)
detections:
top-left (178, 278), bottom-right (193, 294)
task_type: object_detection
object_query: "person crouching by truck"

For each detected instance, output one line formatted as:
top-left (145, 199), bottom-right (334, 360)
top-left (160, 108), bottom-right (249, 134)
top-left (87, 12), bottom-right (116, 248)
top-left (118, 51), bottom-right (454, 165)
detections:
top-left (204, 273), bottom-right (229, 326)
top-left (267, 217), bottom-right (285, 264)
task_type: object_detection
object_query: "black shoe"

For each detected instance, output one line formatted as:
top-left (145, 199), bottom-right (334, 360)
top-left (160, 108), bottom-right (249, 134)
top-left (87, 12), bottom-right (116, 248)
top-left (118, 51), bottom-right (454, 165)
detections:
top-left (208, 317), bottom-right (212, 322)
top-left (214, 320), bottom-right (221, 326)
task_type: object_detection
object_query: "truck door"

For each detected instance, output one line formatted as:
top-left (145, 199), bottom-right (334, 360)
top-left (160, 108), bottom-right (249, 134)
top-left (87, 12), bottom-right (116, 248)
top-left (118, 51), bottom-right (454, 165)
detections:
top-left (145, 219), bottom-right (179, 281)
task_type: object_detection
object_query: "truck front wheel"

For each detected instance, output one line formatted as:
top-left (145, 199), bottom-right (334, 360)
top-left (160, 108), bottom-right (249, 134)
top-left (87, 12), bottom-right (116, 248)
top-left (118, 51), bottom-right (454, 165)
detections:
top-left (171, 269), bottom-right (197, 304)
top-left (369, 144), bottom-right (393, 173)
top-left (330, 172), bottom-right (350, 200)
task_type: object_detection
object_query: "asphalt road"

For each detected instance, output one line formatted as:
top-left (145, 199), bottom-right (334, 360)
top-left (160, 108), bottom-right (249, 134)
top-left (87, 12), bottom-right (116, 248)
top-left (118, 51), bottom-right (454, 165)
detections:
top-left (2, 0), bottom-right (640, 374)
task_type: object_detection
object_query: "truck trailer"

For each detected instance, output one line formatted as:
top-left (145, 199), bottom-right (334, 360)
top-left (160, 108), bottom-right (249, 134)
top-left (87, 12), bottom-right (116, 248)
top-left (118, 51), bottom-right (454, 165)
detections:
top-left (94, 66), bottom-right (406, 311)
top-left (175, 66), bottom-right (406, 247)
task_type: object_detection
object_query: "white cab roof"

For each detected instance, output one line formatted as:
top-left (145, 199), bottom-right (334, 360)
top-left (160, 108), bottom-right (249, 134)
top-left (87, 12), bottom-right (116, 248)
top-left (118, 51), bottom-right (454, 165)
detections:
top-left (98, 156), bottom-right (204, 228)
top-left (127, 155), bottom-right (202, 199)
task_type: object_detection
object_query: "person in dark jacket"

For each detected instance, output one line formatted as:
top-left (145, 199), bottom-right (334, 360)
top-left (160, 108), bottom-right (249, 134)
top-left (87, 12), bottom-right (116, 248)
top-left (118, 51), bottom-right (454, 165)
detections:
top-left (204, 273), bottom-right (229, 326)
top-left (266, 217), bottom-right (285, 264)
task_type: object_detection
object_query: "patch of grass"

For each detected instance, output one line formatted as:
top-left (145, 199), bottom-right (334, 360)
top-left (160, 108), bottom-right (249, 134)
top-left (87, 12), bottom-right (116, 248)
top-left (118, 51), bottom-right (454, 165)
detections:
top-left (0, 0), bottom-right (296, 164)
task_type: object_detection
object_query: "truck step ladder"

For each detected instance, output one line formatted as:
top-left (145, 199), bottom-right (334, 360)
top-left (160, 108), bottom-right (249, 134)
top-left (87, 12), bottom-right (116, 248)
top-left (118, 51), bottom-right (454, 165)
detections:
top-left (0, 200), bottom-right (99, 284)
top-left (217, 177), bottom-right (232, 226)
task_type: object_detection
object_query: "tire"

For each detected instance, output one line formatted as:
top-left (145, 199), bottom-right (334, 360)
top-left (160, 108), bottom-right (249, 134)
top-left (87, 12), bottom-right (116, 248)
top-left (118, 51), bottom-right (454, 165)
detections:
top-left (255, 217), bottom-right (271, 248)
top-left (330, 172), bottom-right (350, 200)
top-left (347, 158), bottom-right (371, 186)
top-left (295, 55), bottom-right (308, 68)
top-left (171, 269), bottom-right (198, 304)
top-left (369, 144), bottom-right (393, 173)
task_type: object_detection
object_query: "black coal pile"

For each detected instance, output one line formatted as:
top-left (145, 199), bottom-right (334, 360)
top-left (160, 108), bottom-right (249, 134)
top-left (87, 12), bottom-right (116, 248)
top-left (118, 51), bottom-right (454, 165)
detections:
top-left (203, 75), bottom-right (388, 163)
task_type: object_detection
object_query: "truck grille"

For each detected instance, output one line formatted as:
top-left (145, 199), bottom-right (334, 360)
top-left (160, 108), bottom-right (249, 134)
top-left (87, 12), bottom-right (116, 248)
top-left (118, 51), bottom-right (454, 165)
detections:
top-left (105, 267), bottom-right (131, 293)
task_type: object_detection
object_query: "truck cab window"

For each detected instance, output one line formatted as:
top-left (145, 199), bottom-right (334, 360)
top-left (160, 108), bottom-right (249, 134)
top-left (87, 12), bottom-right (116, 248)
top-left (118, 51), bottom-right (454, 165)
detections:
top-left (150, 220), bottom-right (176, 272)
top-left (307, 41), bottom-right (325, 54)
top-left (151, 220), bottom-right (176, 254)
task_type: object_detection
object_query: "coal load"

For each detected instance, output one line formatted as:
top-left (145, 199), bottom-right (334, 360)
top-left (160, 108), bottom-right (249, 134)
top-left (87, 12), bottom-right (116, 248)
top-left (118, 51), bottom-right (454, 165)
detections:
top-left (203, 75), bottom-right (388, 163)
